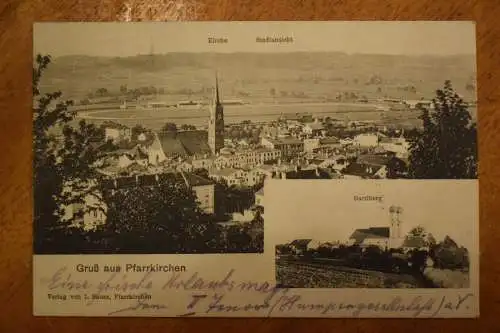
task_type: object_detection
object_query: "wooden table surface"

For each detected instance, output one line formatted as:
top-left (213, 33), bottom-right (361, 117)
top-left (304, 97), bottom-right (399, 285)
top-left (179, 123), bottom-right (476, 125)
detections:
top-left (1, 0), bottom-right (499, 332)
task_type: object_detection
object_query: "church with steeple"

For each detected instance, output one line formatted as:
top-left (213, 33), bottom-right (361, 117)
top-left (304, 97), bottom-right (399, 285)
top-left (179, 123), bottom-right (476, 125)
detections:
top-left (348, 205), bottom-right (405, 250)
top-left (145, 74), bottom-right (225, 163)
top-left (208, 74), bottom-right (225, 155)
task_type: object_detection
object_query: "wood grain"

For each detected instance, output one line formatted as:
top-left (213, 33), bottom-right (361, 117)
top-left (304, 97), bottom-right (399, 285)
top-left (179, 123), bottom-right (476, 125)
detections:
top-left (0, 0), bottom-right (499, 331)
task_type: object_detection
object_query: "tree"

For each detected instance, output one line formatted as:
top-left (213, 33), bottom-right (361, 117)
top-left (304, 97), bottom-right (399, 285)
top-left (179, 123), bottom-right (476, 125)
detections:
top-left (225, 226), bottom-right (253, 253)
top-left (95, 87), bottom-right (109, 97)
top-left (408, 80), bottom-right (477, 179)
top-left (432, 235), bottom-right (469, 270)
top-left (33, 54), bottom-right (105, 253)
top-left (131, 124), bottom-right (147, 141)
top-left (120, 84), bottom-right (128, 95)
top-left (427, 233), bottom-right (437, 247)
top-left (148, 86), bottom-right (157, 95)
top-left (465, 82), bottom-right (475, 92)
top-left (102, 179), bottom-right (209, 253)
top-left (409, 250), bottom-right (428, 274)
top-left (180, 124), bottom-right (196, 131)
top-left (128, 88), bottom-right (141, 100)
top-left (407, 226), bottom-right (427, 240)
top-left (183, 222), bottom-right (226, 253)
top-left (405, 226), bottom-right (439, 250)
top-left (367, 74), bottom-right (382, 85)
top-left (162, 122), bottom-right (178, 133)
top-left (386, 156), bottom-right (408, 179)
top-left (404, 127), bottom-right (421, 141)
top-left (229, 128), bottom-right (241, 139)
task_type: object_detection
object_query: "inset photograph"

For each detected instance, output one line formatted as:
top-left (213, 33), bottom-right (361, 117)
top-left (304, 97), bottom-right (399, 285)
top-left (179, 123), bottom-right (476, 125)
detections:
top-left (272, 180), bottom-right (476, 289)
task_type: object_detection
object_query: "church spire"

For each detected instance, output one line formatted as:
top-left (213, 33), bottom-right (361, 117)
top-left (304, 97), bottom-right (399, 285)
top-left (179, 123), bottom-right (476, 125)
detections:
top-left (215, 71), bottom-right (221, 104)
top-left (208, 71), bottom-right (224, 155)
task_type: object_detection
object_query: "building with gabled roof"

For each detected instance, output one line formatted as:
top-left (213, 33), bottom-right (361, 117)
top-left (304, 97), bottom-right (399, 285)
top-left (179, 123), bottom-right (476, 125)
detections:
top-left (261, 136), bottom-right (304, 158)
top-left (349, 227), bottom-right (390, 248)
top-left (209, 168), bottom-right (246, 186)
top-left (302, 121), bottom-right (325, 137)
top-left (146, 130), bottom-right (212, 165)
top-left (354, 154), bottom-right (408, 178)
top-left (274, 166), bottom-right (333, 180)
top-left (341, 162), bottom-right (387, 179)
top-left (353, 133), bottom-right (379, 147)
top-left (357, 154), bottom-right (393, 166)
top-left (286, 239), bottom-right (330, 253)
top-left (348, 205), bottom-right (405, 249)
top-left (288, 239), bottom-right (313, 254)
top-left (177, 130), bottom-right (212, 156)
top-left (102, 121), bottom-right (132, 143)
top-left (378, 136), bottom-right (410, 158)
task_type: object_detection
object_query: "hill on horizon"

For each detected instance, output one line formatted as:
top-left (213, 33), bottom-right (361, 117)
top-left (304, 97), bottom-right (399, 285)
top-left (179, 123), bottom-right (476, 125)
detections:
top-left (37, 52), bottom-right (477, 103)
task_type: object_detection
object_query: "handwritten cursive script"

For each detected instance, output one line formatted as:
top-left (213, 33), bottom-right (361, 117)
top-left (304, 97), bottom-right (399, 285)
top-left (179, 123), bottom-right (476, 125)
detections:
top-left (108, 299), bottom-right (168, 316)
top-left (39, 267), bottom-right (475, 318)
top-left (179, 292), bottom-right (474, 318)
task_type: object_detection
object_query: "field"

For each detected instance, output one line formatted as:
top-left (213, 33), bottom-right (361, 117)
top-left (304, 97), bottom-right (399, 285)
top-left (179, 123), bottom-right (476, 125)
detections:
top-left (423, 268), bottom-right (470, 288)
top-left (39, 52), bottom-right (477, 130)
top-left (73, 102), bottom-right (425, 130)
top-left (275, 257), bottom-right (423, 288)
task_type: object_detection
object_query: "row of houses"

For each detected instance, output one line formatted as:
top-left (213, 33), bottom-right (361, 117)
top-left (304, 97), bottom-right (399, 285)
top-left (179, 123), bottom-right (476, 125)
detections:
top-left (100, 119), bottom-right (409, 169)
top-left (283, 235), bottom-right (428, 255)
top-left (261, 132), bottom-right (409, 159)
top-left (209, 168), bottom-right (263, 187)
top-left (97, 140), bottom-right (408, 185)
top-left (267, 112), bottom-right (403, 143)
top-left (177, 147), bottom-right (282, 172)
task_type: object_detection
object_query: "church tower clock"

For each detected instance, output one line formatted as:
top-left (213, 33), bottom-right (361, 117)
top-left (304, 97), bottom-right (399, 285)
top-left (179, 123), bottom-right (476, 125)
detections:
top-left (208, 73), bottom-right (224, 155)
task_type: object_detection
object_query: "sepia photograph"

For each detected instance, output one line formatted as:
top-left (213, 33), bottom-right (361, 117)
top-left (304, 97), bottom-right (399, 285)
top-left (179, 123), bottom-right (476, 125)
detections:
top-left (33, 22), bottom-right (477, 255)
top-left (270, 180), bottom-right (477, 289)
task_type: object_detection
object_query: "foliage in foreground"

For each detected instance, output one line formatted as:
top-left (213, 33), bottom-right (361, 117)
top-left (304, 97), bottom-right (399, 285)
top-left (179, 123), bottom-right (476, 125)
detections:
top-left (408, 80), bottom-right (477, 179)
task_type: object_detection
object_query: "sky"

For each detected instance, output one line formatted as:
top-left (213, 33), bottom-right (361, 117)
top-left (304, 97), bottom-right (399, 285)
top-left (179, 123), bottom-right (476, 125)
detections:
top-left (33, 21), bottom-right (476, 57)
top-left (265, 180), bottom-right (478, 250)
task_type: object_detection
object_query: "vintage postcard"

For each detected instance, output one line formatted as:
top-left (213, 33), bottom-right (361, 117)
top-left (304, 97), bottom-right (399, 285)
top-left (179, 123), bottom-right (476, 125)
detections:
top-left (32, 21), bottom-right (478, 317)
